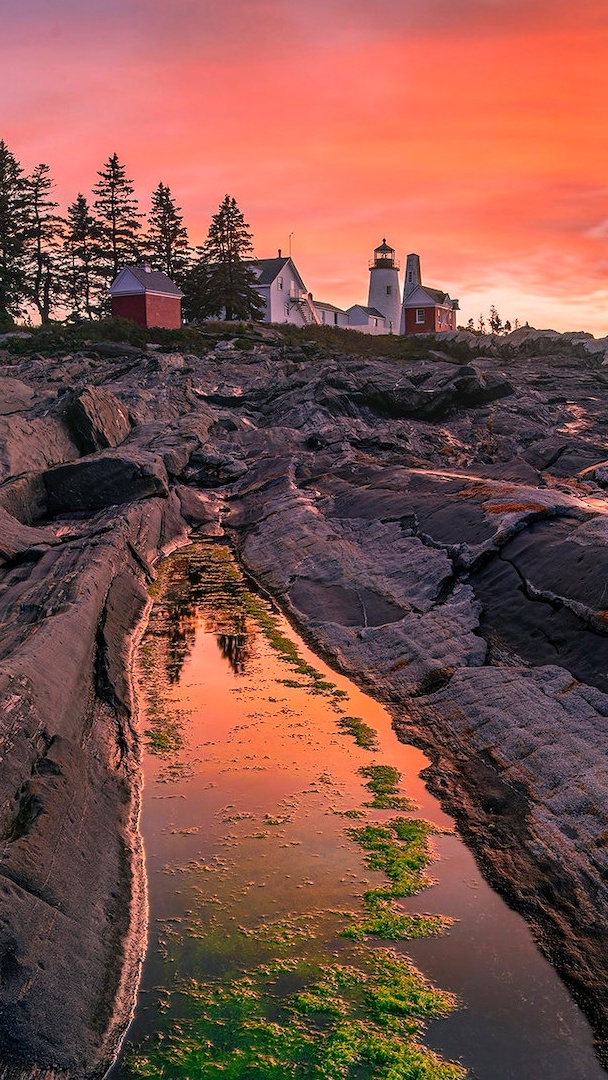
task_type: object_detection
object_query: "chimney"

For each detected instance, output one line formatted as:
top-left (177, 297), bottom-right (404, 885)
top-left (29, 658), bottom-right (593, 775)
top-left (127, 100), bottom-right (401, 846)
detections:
top-left (143, 263), bottom-right (152, 273)
top-left (278, 248), bottom-right (282, 258)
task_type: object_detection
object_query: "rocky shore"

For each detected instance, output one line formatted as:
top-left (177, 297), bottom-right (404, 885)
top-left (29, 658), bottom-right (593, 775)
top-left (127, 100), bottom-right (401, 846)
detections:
top-left (2, 323), bottom-right (608, 1075)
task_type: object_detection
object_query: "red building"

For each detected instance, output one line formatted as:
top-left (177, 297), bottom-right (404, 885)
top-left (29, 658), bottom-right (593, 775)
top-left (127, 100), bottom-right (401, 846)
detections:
top-left (109, 265), bottom-right (183, 329)
top-left (400, 254), bottom-right (459, 335)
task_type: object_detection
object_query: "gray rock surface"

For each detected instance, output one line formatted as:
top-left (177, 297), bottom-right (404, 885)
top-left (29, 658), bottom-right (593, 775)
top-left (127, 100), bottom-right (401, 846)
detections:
top-left (2, 327), bottom-right (608, 1073)
top-left (60, 386), bottom-right (132, 454)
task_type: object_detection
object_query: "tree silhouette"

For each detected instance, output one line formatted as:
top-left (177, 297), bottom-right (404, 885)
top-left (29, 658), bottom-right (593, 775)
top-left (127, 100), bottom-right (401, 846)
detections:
top-left (93, 152), bottom-right (142, 280)
top-left (489, 305), bottom-right (503, 335)
top-left (201, 194), bottom-right (265, 321)
top-left (25, 163), bottom-right (64, 323)
top-left (0, 140), bottom-right (28, 324)
top-left (62, 193), bottom-right (106, 320)
top-left (144, 182), bottom-right (191, 281)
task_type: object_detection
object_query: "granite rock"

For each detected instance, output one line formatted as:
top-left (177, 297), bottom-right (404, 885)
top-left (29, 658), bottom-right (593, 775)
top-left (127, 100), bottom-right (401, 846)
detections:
top-left (2, 329), bottom-right (608, 1073)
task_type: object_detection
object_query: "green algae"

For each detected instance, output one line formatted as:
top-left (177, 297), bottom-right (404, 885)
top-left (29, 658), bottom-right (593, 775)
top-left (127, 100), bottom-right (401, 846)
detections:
top-left (342, 819), bottom-right (451, 943)
top-left (358, 764), bottom-right (414, 810)
top-left (147, 541), bottom-right (351, 722)
top-left (124, 542), bottom-right (466, 1080)
top-left (336, 715), bottom-right (379, 751)
top-left (125, 948), bottom-right (465, 1080)
top-left (350, 820), bottom-right (438, 894)
top-left (242, 586), bottom-right (347, 702)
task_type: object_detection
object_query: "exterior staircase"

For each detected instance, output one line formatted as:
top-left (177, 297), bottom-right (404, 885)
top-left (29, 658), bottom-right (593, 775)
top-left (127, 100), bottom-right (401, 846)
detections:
top-left (289, 291), bottom-right (321, 326)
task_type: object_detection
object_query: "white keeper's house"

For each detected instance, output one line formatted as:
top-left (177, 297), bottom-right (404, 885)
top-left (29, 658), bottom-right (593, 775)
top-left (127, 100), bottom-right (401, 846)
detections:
top-left (249, 240), bottom-right (459, 336)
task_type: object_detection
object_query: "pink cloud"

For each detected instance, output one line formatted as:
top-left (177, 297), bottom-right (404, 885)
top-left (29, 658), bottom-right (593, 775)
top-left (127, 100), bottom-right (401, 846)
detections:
top-left (2, 0), bottom-right (608, 332)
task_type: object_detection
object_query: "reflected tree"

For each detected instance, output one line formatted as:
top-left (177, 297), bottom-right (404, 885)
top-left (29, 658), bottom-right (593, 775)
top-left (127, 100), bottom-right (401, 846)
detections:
top-left (217, 615), bottom-right (255, 675)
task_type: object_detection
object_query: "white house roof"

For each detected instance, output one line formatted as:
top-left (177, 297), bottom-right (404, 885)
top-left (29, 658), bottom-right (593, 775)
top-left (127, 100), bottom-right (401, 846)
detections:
top-left (110, 266), bottom-right (183, 297)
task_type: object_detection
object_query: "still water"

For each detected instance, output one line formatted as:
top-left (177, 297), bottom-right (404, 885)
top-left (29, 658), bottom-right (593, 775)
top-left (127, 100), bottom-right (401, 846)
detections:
top-left (110, 542), bottom-right (604, 1079)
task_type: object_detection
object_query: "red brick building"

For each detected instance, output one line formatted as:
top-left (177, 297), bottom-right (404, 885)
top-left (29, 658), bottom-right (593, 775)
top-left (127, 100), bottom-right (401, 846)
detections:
top-left (400, 254), bottom-right (459, 335)
top-left (109, 265), bottom-right (183, 329)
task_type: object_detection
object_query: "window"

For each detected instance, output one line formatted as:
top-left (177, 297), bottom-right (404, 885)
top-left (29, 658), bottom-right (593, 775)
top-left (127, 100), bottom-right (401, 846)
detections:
top-left (386, 285), bottom-right (392, 295)
top-left (416, 309), bottom-right (425, 324)
top-left (334, 312), bottom-right (339, 325)
top-left (408, 272), bottom-right (413, 283)
top-left (284, 302), bottom-right (290, 318)
top-left (277, 276), bottom-right (283, 291)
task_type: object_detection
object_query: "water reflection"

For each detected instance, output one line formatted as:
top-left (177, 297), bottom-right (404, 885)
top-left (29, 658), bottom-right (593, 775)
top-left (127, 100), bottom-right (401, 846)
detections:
top-left (164, 611), bottom-right (197, 684)
top-left (155, 549), bottom-right (257, 683)
top-left (217, 624), bottom-right (253, 674)
top-left (111, 542), bottom-right (606, 1080)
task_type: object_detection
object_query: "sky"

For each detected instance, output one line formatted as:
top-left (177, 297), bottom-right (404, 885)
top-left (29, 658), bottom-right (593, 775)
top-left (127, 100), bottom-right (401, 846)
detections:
top-left (3, 0), bottom-right (608, 334)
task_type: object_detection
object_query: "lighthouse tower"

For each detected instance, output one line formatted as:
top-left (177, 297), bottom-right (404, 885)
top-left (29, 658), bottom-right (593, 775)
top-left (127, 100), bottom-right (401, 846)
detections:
top-left (367, 239), bottom-right (402, 334)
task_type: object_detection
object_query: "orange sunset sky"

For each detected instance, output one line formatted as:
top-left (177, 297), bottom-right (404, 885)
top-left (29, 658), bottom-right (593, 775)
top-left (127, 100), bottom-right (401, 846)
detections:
top-left (4, 0), bottom-right (608, 334)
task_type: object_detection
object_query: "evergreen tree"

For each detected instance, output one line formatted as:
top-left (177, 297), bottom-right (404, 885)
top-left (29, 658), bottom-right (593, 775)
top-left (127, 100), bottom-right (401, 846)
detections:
top-left (181, 249), bottom-right (212, 322)
top-left (0, 140), bottom-right (28, 324)
top-left (465, 317), bottom-right (475, 333)
top-left (25, 163), bottom-right (64, 323)
top-left (488, 305), bottom-right (503, 335)
top-left (477, 313), bottom-right (486, 334)
top-left (62, 193), bottom-right (106, 320)
top-left (93, 153), bottom-right (142, 279)
top-left (201, 194), bottom-right (265, 321)
top-left (144, 182), bottom-right (191, 281)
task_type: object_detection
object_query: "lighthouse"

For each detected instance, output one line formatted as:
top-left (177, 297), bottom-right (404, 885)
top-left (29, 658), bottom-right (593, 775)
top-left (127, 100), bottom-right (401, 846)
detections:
top-left (367, 239), bottom-right (402, 334)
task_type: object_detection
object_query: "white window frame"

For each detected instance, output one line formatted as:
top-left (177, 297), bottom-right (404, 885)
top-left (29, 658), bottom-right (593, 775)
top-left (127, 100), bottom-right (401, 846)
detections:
top-left (416, 308), bottom-right (425, 324)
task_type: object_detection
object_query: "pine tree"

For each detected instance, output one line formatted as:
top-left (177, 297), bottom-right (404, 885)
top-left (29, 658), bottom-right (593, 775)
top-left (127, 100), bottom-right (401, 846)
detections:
top-left (466, 317), bottom-right (475, 333)
top-left (0, 140), bottom-right (29, 324)
top-left (477, 313), bottom-right (486, 334)
top-left (93, 153), bottom-right (142, 280)
top-left (201, 194), bottom-right (265, 321)
top-left (144, 182), bottom-right (191, 281)
top-left (62, 193), bottom-right (106, 320)
top-left (181, 249), bottom-right (212, 322)
top-left (488, 305), bottom-right (503, 335)
top-left (25, 163), bottom-right (64, 323)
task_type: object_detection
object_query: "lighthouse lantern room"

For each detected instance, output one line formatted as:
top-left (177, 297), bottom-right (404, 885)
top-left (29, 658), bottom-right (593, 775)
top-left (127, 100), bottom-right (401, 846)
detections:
top-left (367, 238), bottom-right (402, 333)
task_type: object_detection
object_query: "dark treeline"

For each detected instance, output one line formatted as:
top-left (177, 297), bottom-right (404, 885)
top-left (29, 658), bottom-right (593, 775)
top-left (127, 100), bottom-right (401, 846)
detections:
top-left (0, 141), bottom-right (263, 328)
